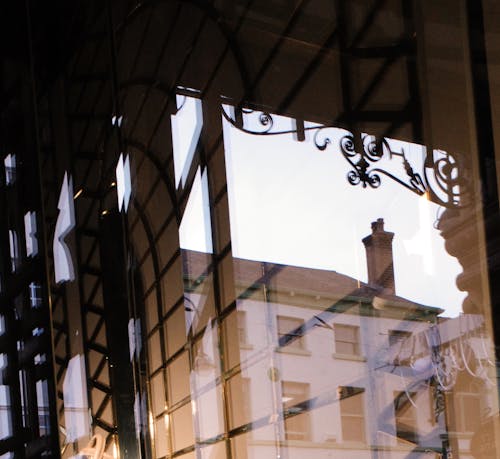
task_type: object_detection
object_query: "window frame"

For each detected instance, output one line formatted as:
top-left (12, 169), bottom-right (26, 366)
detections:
top-left (339, 386), bottom-right (366, 443)
top-left (277, 315), bottom-right (306, 350)
top-left (281, 381), bottom-right (311, 441)
top-left (394, 391), bottom-right (419, 444)
top-left (334, 324), bottom-right (361, 356)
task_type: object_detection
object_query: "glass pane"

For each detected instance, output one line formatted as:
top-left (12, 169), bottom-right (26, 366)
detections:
top-left (167, 352), bottom-right (191, 405)
top-left (227, 373), bottom-right (252, 429)
top-left (144, 292), bottom-right (158, 333)
top-left (165, 304), bottom-right (187, 358)
top-left (150, 372), bottom-right (166, 416)
top-left (171, 403), bottom-right (195, 453)
top-left (6, 1), bottom-right (500, 459)
top-left (221, 85), bottom-right (500, 458)
top-left (0, 384), bottom-right (12, 440)
top-left (342, 417), bottom-right (365, 443)
top-left (154, 416), bottom-right (169, 458)
top-left (277, 316), bottom-right (306, 350)
top-left (192, 384), bottom-right (224, 442)
top-left (148, 331), bottom-right (163, 372)
top-left (36, 380), bottom-right (50, 436)
top-left (199, 442), bottom-right (226, 459)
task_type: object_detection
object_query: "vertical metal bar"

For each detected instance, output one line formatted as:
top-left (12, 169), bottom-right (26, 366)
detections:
top-left (24, 0), bottom-right (62, 454)
top-left (99, 210), bottom-right (139, 459)
top-left (401, 0), bottom-right (423, 143)
top-left (200, 90), bottom-right (241, 459)
top-left (335, 0), bottom-right (361, 152)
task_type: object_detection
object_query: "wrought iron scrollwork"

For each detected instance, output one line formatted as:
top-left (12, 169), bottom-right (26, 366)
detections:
top-left (430, 377), bottom-right (446, 422)
top-left (424, 150), bottom-right (462, 206)
top-left (240, 107), bottom-right (274, 132)
top-left (222, 105), bottom-right (466, 208)
top-left (392, 315), bottom-right (496, 393)
top-left (222, 106), bottom-right (281, 135)
top-left (314, 126), bottom-right (463, 207)
top-left (341, 134), bottom-right (382, 188)
top-left (315, 129), bottom-right (427, 194)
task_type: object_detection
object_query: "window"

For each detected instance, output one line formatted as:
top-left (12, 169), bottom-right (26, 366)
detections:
top-left (388, 330), bottom-right (411, 347)
top-left (29, 283), bottom-right (42, 308)
top-left (4, 154), bottom-right (16, 185)
top-left (24, 211), bottom-right (38, 257)
top-left (394, 391), bottom-right (418, 444)
top-left (335, 324), bottom-right (360, 355)
top-left (36, 380), bottom-right (50, 436)
top-left (228, 375), bottom-right (252, 428)
top-left (339, 386), bottom-right (365, 442)
top-left (0, 383), bottom-right (12, 440)
top-left (237, 310), bottom-right (248, 346)
top-left (446, 377), bottom-right (481, 432)
top-left (455, 393), bottom-right (480, 432)
top-left (277, 316), bottom-right (305, 350)
top-left (388, 330), bottom-right (411, 365)
top-left (281, 381), bottom-right (310, 440)
top-left (8, 230), bottom-right (19, 273)
top-left (241, 377), bottom-right (251, 424)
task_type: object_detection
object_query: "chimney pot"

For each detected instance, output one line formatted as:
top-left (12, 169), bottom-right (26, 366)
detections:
top-left (372, 218), bottom-right (385, 232)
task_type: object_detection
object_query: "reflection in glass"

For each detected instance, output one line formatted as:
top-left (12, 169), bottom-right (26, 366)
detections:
top-left (339, 387), bottom-right (366, 443)
top-left (394, 390), bottom-right (418, 445)
top-left (4, 154), bottom-right (16, 185)
top-left (0, 354), bottom-right (12, 441)
top-left (277, 316), bottom-right (306, 350)
top-left (282, 381), bottom-right (310, 441)
top-left (215, 104), bottom-right (499, 458)
top-left (4, 1), bottom-right (500, 458)
top-left (36, 380), bottom-right (50, 436)
top-left (335, 324), bottom-right (361, 356)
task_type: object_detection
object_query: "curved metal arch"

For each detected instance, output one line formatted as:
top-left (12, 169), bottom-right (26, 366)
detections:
top-left (95, 112), bottom-right (181, 228)
top-left (99, 76), bottom-right (206, 229)
top-left (119, 137), bottom-right (180, 226)
top-left (115, 0), bottom-right (254, 100)
top-left (117, 77), bottom-right (177, 97)
top-left (131, 196), bottom-right (166, 324)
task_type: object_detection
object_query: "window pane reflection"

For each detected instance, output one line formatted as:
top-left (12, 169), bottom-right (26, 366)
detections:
top-left (215, 97), bottom-right (499, 459)
top-left (11, 1), bottom-right (500, 458)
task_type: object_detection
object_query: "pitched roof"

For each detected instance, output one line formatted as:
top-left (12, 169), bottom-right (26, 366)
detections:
top-left (182, 249), bottom-right (443, 318)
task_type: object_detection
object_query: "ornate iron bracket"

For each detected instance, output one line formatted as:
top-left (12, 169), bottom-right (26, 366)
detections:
top-left (222, 107), bottom-right (465, 208)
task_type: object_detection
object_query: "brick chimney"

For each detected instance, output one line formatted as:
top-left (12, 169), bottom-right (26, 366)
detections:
top-left (362, 218), bottom-right (395, 294)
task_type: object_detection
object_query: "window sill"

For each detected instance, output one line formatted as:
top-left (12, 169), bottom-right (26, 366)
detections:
top-left (446, 431), bottom-right (474, 438)
top-left (275, 347), bottom-right (312, 356)
top-left (250, 439), bottom-right (368, 450)
top-left (251, 439), bottom-right (325, 448)
top-left (332, 352), bottom-right (366, 362)
top-left (338, 440), bottom-right (367, 448)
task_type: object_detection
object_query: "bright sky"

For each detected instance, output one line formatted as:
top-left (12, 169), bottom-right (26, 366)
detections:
top-left (175, 96), bottom-right (465, 317)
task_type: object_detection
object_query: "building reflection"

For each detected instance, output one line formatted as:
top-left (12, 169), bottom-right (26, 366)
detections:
top-left (144, 219), bottom-right (498, 459)
top-left (1, 2), bottom-right (499, 458)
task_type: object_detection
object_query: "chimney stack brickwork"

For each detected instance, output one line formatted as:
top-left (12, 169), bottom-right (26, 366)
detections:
top-left (362, 218), bottom-right (395, 295)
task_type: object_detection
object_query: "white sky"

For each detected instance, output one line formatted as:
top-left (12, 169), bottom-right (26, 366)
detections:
top-left (176, 97), bottom-right (466, 317)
